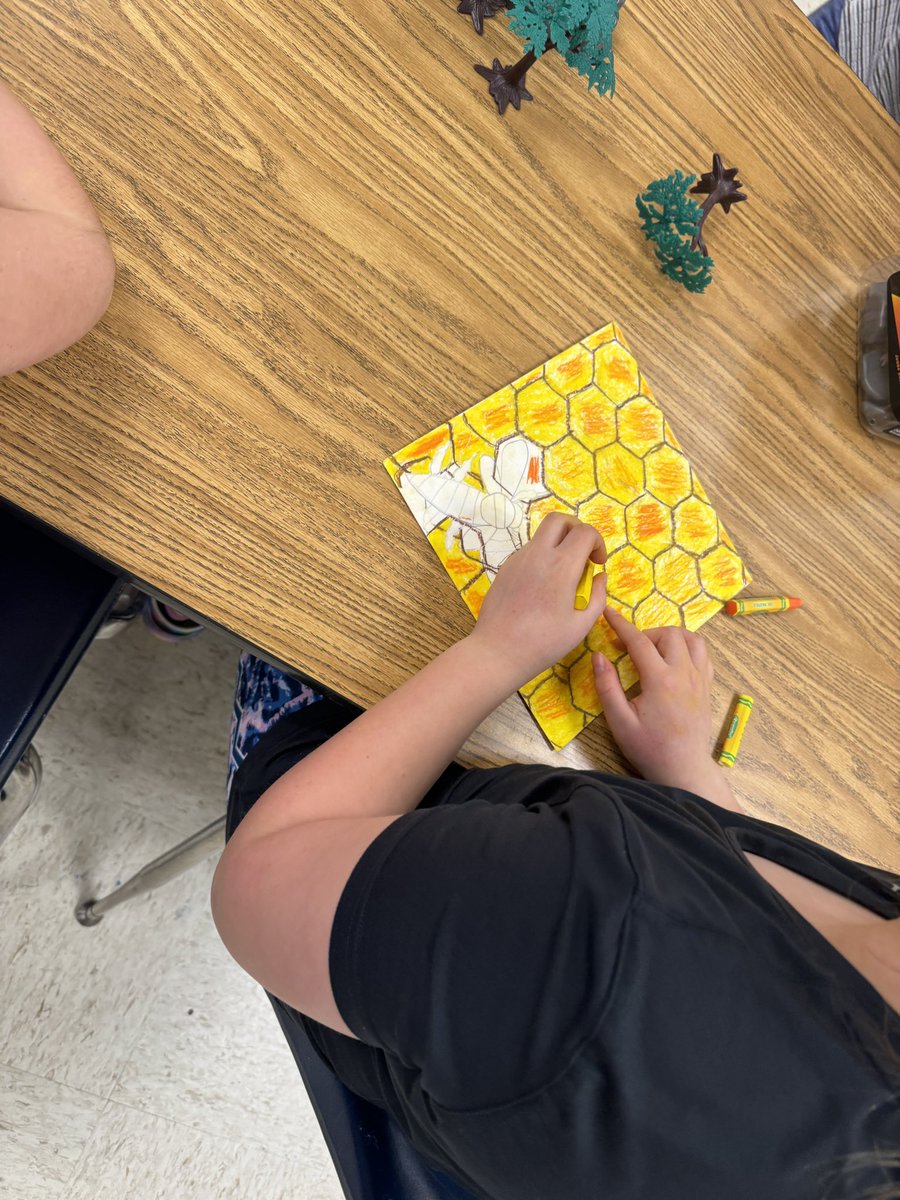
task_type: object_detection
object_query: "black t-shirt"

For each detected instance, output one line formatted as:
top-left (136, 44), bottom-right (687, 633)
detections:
top-left (312, 764), bottom-right (900, 1200)
top-left (228, 707), bottom-right (900, 1200)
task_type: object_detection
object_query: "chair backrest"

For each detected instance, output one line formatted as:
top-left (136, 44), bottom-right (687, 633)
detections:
top-left (269, 999), bottom-right (480, 1200)
top-left (0, 499), bottom-right (122, 787)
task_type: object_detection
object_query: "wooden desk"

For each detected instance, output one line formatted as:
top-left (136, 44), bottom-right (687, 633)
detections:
top-left (1, 1), bottom-right (897, 865)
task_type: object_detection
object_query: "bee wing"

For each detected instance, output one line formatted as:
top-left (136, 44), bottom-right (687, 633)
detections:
top-left (451, 457), bottom-right (474, 482)
top-left (430, 443), bottom-right (452, 473)
top-left (480, 453), bottom-right (501, 495)
top-left (398, 471), bottom-right (441, 531)
top-left (495, 436), bottom-right (547, 502)
top-left (494, 437), bottom-right (530, 496)
top-left (459, 524), bottom-right (483, 559)
top-left (402, 470), bottom-right (483, 525)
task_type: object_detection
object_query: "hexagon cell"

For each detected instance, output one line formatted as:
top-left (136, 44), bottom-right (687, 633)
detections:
top-left (594, 341), bottom-right (641, 404)
top-left (674, 496), bottom-right (718, 553)
top-left (570, 386), bottom-right (618, 450)
top-left (683, 591), bottom-right (723, 629)
top-left (466, 387), bottom-right (517, 442)
top-left (605, 544), bottom-right (654, 607)
top-left (568, 650), bottom-right (601, 714)
top-left (595, 443), bottom-right (645, 504)
top-left (617, 397), bottom-right (664, 457)
top-left (527, 676), bottom-right (584, 747)
top-left (577, 494), bottom-right (627, 553)
top-left (625, 495), bottom-right (673, 559)
top-left (654, 547), bottom-right (701, 604)
top-left (699, 544), bottom-right (746, 600)
top-left (645, 445), bottom-right (692, 506)
top-left (516, 378), bottom-right (569, 446)
top-left (634, 593), bottom-right (682, 629)
top-left (545, 343), bottom-right (594, 396)
top-left (527, 495), bottom-right (574, 538)
top-left (544, 437), bottom-right (596, 506)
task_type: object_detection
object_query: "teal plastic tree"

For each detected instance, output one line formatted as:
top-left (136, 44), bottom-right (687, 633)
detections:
top-left (473, 0), bottom-right (623, 115)
top-left (636, 156), bottom-right (747, 294)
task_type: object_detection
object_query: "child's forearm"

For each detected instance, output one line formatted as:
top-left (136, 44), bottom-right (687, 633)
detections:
top-left (228, 632), bottom-right (523, 847)
top-left (0, 77), bottom-right (103, 229)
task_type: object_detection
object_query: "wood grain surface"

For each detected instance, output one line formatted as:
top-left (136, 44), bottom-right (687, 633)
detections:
top-left (1, 1), bottom-right (898, 864)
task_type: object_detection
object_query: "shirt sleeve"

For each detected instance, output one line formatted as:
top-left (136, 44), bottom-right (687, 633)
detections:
top-left (328, 771), bottom-right (637, 1112)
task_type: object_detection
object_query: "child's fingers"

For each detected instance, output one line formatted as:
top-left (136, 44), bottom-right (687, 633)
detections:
top-left (592, 652), bottom-right (635, 732)
top-left (603, 606), bottom-right (662, 678)
top-left (560, 521), bottom-right (606, 582)
top-left (533, 510), bottom-right (581, 547)
top-left (682, 630), bottom-right (712, 678)
top-left (655, 626), bottom-right (690, 667)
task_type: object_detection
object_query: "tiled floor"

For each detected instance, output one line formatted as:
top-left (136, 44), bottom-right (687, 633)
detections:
top-left (0, 621), bottom-right (342, 1200)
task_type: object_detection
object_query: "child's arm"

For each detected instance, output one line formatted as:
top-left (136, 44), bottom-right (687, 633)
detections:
top-left (212, 514), bottom-right (735, 1033)
top-left (226, 513), bottom-right (608, 843)
top-left (212, 513), bottom-right (608, 1031)
top-left (0, 77), bottom-right (115, 375)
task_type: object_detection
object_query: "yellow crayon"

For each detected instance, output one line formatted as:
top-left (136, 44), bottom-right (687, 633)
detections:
top-left (574, 560), bottom-right (605, 610)
top-left (724, 596), bottom-right (802, 616)
top-left (718, 694), bottom-right (753, 768)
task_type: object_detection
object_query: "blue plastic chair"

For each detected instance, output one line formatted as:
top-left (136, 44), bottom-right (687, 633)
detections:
top-left (270, 1000), bottom-right (479, 1200)
top-left (0, 499), bottom-right (122, 841)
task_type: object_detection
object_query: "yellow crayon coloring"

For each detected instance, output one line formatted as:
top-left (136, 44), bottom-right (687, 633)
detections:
top-left (718, 694), bottom-right (753, 768)
top-left (574, 561), bottom-right (605, 610)
top-left (724, 596), bottom-right (802, 616)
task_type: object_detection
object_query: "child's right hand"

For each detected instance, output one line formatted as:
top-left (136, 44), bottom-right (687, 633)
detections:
top-left (592, 606), bottom-right (735, 806)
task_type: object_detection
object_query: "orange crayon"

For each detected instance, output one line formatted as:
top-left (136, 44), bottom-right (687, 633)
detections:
top-left (724, 596), bottom-right (802, 617)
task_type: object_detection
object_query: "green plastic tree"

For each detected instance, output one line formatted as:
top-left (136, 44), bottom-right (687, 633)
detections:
top-left (635, 155), bottom-right (747, 294)
top-left (473, 0), bottom-right (623, 116)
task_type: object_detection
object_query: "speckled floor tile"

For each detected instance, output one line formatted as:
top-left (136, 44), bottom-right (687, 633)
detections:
top-left (1, 622), bottom-right (339, 1198)
top-left (111, 857), bottom-right (329, 1160)
top-left (65, 1100), bottom-right (342, 1200)
top-left (0, 783), bottom-right (220, 1095)
top-left (0, 1064), bottom-right (103, 1200)
top-left (25, 619), bottom-right (239, 840)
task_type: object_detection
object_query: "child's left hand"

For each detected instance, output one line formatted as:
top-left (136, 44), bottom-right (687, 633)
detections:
top-left (469, 513), bottom-right (607, 686)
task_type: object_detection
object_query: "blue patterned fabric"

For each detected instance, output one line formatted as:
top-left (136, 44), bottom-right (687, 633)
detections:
top-left (227, 652), bottom-right (323, 794)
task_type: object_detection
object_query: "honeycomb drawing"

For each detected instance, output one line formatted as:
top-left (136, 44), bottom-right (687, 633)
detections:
top-left (385, 322), bottom-right (750, 750)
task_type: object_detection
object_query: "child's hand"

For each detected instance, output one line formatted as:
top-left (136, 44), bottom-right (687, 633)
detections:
top-left (470, 513), bottom-right (607, 686)
top-left (593, 605), bottom-right (731, 801)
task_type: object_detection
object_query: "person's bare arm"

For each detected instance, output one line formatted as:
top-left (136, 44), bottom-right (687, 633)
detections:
top-left (0, 76), bottom-right (115, 375)
top-left (212, 514), bottom-right (740, 1036)
top-left (212, 514), bottom-right (609, 1033)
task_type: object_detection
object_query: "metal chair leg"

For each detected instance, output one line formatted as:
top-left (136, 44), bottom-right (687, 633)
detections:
top-left (76, 815), bottom-right (226, 926)
top-left (0, 745), bottom-right (43, 848)
top-left (94, 583), bottom-right (143, 640)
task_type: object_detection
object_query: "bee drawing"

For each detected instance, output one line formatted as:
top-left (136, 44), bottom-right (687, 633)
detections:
top-left (399, 435), bottom-right (549, 574)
